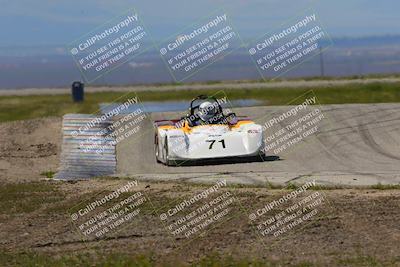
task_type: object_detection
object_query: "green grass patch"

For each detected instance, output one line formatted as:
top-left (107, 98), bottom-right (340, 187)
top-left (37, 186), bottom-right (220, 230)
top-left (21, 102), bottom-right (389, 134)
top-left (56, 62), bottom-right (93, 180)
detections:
top-left (40, 170), bottom-right (56, 179)
top-left (192, 181), bottom-right (400, 191)
top-left (0, 251), bottom-right (155, 267)
top-left (0, 250), bottom-right (395, 267)
top-left (1, 81), bottom-right (400, 122)
top-left (369, 183), bottom-right (400, 190)
top-left (337, 255), bottom-right (383, 267)
top-left (0, 250), bottom-right (305, 267)
top-left (0, 182), bottom-right (63, 214)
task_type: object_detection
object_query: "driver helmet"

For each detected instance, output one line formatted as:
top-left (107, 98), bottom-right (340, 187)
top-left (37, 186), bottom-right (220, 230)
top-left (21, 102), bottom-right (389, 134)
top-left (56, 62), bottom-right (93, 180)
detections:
top-left (198, 101), bottom-right (218, 122)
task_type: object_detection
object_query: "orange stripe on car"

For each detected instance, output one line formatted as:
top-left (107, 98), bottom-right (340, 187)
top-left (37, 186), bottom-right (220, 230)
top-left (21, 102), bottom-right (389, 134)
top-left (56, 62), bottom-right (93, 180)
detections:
top-left (230, 120), bottom-right (253, 128)
top-left (158, 120), bottom-right (254, 131)
top-left (158, 125), bottom-right (175, 130)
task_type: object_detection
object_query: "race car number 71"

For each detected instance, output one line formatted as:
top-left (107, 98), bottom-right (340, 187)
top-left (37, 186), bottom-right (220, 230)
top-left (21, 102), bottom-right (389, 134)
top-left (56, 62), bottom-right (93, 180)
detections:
top-left (206, 139), bottom-right (226, 149)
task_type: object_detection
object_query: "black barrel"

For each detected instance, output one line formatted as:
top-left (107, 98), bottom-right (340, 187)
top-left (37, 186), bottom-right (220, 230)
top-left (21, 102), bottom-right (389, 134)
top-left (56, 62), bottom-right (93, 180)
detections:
top-left (71, 81), bottom-right (84, 102)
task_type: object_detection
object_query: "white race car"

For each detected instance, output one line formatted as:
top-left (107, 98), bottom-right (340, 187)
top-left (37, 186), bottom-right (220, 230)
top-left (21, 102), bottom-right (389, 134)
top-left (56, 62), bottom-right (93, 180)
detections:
top-left (154, 95), bottom-right (264, 166)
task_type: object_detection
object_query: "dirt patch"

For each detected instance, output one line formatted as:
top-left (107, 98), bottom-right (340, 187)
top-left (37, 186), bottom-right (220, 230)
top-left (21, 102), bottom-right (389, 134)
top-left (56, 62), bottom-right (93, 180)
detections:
top-left (0, 117), bottom-right (61, 182)
top-left (0, 179), bottom-right (399, 266)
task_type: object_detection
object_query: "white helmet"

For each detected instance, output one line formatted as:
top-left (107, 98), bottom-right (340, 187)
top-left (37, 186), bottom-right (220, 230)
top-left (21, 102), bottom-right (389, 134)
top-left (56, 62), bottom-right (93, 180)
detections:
top-left (198, 101), bottom-right (218, 122)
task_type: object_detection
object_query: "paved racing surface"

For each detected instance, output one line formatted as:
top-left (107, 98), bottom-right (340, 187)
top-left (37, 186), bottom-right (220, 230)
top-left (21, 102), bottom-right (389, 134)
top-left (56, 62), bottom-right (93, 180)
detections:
top-left (116, 103), bottom-right (400, 186)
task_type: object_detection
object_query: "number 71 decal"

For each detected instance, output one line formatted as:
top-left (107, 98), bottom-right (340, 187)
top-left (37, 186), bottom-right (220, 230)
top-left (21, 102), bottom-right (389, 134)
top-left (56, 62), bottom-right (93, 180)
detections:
top-left (206, 139), bottom-right (226, 149)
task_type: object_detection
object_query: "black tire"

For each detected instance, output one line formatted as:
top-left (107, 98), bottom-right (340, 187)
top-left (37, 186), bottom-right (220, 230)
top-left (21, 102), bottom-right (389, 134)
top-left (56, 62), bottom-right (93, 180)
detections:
top-left (154, 134), bottom-right (161, 163)
top-left (164, 136), bottom-right (173, 166)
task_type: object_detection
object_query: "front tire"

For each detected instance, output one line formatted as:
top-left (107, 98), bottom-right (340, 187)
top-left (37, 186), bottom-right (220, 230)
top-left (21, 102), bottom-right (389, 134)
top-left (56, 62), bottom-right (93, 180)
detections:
top-left (163, 136), bottom-right (173, 166)
top-left (154, 134), bottom-right (161, 163)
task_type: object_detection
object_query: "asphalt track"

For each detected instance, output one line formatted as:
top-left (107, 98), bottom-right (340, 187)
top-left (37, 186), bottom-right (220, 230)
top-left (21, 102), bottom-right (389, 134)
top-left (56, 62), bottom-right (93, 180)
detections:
top-left (116, 103), bottom-right (400, 186)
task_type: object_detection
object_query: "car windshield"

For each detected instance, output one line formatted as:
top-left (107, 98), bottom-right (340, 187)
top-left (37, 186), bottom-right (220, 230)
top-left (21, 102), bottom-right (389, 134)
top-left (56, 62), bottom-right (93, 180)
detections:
top-left (189, 97), bottom-right (224, 125)
top-left (192, 98), bottom-right (219, 112)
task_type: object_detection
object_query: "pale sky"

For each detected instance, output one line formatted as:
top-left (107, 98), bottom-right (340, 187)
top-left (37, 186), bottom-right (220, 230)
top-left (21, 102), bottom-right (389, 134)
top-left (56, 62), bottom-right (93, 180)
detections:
top-left (1, 0), bottom-right (399, 45)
